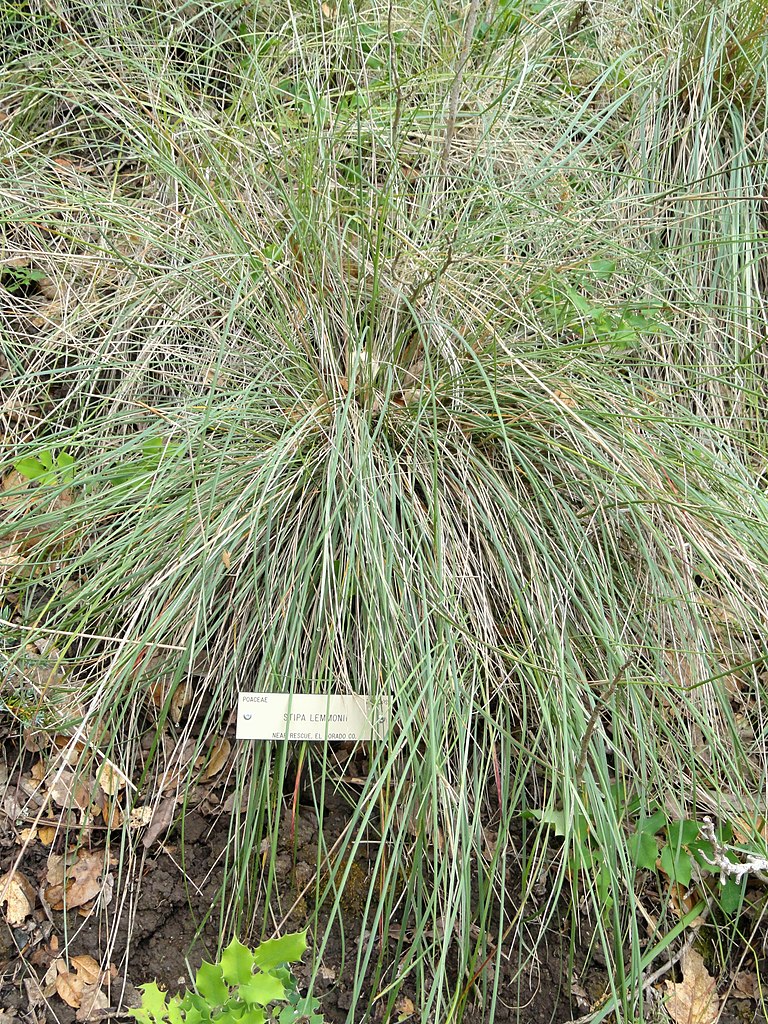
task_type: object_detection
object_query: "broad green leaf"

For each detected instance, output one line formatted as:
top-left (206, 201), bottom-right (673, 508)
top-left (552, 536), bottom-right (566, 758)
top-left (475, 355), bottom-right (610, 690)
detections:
top-left (660, 844), bottom-right (691, 886)
top-left (56, 451), bottom-right (75, 480)
top-left (143, 437), bottom-right (164, 460)
top-left (239, 971), bottom-right (286, 1006)
top-left (609, 325), bottom-right (638, 347)
top-left (717, 821), bottom-right (734, 844)
top-left (526, 809), bottom-right (567, 837)
top-left (196, 960), bottom-right (229, 1006)
top-left (689, 839), bottom-right (715, 870)
top-left (561, 284), bottom-right (598, 316)
top-left (15, 457), bottom-right (46, 480)
top-left (589, 258), bottom-right (616, 280)
top-left (718, 877), bottom-right (744, 914)
top-left (38, 449), bottom-right (53, 469)
top-left (667, 820), bottom-right (700, 848)
top-left (252, 931), bottom-right (307, 970)
top-left (637, 809), bottom-right (667, 836)
top-left (628, 830), bottom-right (659, 871)
top-left (221, 938), bottom-right (255, 986)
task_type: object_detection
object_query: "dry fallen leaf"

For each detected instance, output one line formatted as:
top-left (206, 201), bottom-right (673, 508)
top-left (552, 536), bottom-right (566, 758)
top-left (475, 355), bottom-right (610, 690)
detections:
top-left (200, 737), bottom-right (231, 781)
top-left (42, 957), bottom-right (64, 997)
top-left (97, 762), bottom-right (128, 796)
top-left (56, 970), bottom-right (85, 1008)
top-left (665, 948), bottom-right (719, 1024)
top-left (102, 799), bottom-right (123, 829)
top-left (170, 681), bottom-right (191, 725)
top-left (732, 970), bottom-right (759, 1001)
top-left (71, 956), bottom-right (101, 985)
top-left (44, 849), bottom-right (113, 910)
top-left (76, 980), bottom-right (109, 1020)
top-left (129, 806), bottom-right (153, 829)
top-left (0, 869), bottom-right (36, 925)
top-left (54, 954), bottom-right (110, 1018)
top-left (39, 825), bottom-right (58, 846)
top-left (142, 795), bottom-right (177, 849)
top-left (668, 882), bottom-right (700, 922)
top-left (47, 768), bottom-right (92, 810)
top-left (395, 996), bottom-right (416, 1019)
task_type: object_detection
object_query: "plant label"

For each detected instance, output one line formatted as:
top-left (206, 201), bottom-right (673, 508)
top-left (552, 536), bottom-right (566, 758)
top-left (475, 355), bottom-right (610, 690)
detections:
top-left (236, 693), bottom-right (389, 742)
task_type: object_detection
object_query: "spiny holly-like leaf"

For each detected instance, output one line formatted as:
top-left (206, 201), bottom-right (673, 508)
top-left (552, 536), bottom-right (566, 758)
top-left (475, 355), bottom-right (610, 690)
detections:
top-left (221, 938), bottom-right (256, 986)
top-left (178, 1007), bottom-right (206, 1024)
top-left (252, 932), bottom-right (307, 971)
top-left (278, 1003), bottom-right (322, 1024)
top-left (165, 996), bottom-right (185, 1024)
top-left (126, 1008), bottom-right (152, 1024)
top-left (129, 982), bottom-right (169, 1023)
top-left (273, 968), bottom-right (294, 994)
top-left (294, 995), bottom-right (321, 1017)
top-left (237, 1008), bottom-right (266, 1024)
top-left (238, 971), bottom-right (286, 1006)
top-left (211, 1009), bottom-right (245, 1024)
top-left (196, 960), bottom-right (229, 1006)
top-left (179, 991), bottom-right (212, 1021)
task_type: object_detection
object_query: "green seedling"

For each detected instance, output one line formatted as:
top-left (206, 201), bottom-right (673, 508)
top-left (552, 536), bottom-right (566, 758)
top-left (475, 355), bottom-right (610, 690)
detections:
top-left (128, 931), bottom-right (323, 1024)
top-left (0, 264), bottom-right (47, 295)
top-left (629, 810), bottom-right (746, 913)
top-left (529, 799), bottom-right (749, 916)
top-left (15, 449), bottom-right (75, 486)
top-left (111, 437), bottom-right (182, 490)
top-left (527, 807), bottom-right (614, 909)
top-left (531, 259), bottom-right (673, 354)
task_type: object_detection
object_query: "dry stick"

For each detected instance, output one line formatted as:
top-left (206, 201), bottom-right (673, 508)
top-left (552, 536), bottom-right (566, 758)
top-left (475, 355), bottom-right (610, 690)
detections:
top-left (439, 0), bottom-right (483, 181)
top-left (574, 657), bottom-right (632, 789)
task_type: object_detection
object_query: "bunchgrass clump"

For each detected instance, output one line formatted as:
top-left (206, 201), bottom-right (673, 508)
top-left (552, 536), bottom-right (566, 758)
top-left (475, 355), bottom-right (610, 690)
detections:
top-left (2, 0), bottom-right (768, 1020)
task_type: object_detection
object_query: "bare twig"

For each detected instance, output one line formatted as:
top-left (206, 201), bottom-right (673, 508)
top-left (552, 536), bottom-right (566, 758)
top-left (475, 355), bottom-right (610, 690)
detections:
top-left (439, 0), bottom-right (483, 179)
top-left (574, 658), bottom-right (632, 787)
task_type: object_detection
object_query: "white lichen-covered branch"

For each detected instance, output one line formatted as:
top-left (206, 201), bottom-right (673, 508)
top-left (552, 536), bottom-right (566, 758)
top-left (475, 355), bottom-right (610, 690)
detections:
top-left (698, 817), bottom-right (768, 884)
